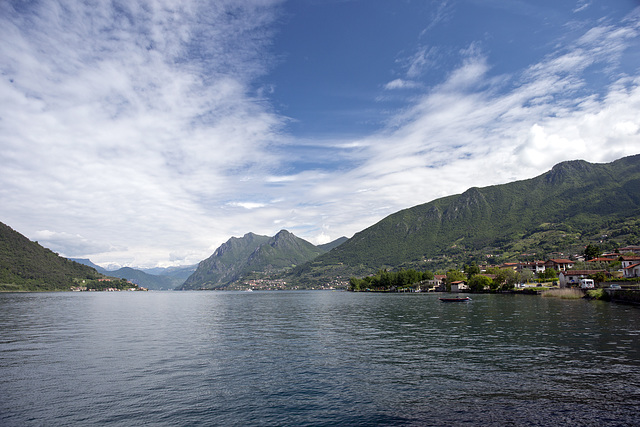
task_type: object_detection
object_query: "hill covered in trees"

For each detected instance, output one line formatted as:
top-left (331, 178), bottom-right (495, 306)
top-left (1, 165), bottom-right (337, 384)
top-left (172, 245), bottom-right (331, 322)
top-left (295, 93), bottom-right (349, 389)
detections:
top-left (287, 155), bottom-right (640, 287)
top-left (0, 222), bottom-right (102, 291)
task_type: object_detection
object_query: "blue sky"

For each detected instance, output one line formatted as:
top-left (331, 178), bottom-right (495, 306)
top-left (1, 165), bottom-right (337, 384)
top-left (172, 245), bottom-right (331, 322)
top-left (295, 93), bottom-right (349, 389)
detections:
top-left (1, 0), bottom-right (639, 268)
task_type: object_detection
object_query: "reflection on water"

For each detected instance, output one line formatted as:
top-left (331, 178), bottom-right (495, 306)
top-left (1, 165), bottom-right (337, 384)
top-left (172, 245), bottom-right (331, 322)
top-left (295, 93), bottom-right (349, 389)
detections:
top-left (1, 291), bottom-right (639, 426)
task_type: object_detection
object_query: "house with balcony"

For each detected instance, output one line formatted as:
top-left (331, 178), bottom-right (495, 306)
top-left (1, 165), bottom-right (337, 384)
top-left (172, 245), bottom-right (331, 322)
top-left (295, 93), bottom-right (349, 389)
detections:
top-left (545, 258), bottom-right (574, 271)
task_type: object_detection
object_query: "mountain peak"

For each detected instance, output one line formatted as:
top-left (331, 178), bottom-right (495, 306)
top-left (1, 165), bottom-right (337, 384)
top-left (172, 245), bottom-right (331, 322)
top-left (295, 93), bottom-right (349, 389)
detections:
top-left (179, 230), bottom-right (322, 290)
top-left (545, 159), bottom-right (594, 184)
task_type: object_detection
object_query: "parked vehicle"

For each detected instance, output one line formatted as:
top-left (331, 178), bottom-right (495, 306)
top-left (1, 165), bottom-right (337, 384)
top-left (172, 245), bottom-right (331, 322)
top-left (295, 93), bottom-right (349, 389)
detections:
top-left (608, 284), bottom-right (621, 290)
top-left (580, 278), bottom-right (595, 289)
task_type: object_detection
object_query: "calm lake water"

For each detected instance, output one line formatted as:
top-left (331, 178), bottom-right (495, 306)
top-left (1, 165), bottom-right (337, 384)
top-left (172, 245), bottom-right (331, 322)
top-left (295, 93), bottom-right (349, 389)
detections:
top-left (1, 291), bottom-right (639, 426)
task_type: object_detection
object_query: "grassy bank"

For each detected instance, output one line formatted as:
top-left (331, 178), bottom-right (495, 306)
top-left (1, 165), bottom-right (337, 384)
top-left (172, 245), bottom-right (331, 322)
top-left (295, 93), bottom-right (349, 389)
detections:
top-left (541, 288), bottom-right (583, 299)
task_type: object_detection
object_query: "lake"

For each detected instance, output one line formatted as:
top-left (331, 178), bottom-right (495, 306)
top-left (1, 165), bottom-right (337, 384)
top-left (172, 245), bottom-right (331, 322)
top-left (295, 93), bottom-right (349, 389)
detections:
top-left (1, 291), bottom-right (639, 426)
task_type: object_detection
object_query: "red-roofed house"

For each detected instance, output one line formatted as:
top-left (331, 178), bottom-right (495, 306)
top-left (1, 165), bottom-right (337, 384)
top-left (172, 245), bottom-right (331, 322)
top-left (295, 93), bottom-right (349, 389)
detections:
top-left (450, 280), bottom-right (468, 292)
top-left (545, 259), bottom-right (574, 271)
top-left (623, 263), bottom-right (640, 278)
top-left (620, 256), bottom-right (640, 269)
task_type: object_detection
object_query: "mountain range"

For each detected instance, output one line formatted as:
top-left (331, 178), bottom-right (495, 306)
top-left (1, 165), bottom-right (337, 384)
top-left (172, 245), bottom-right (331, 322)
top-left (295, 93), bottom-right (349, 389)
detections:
top-left (71, 259), bottom-right (196, 290)
top-left (2, 155), bottom-right (640, 291)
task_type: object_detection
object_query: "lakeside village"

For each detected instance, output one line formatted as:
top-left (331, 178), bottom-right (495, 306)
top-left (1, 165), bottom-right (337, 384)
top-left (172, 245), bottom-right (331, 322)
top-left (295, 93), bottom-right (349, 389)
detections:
top-left (70, 277), bottom-right (148, 292)
top-left (347, 245), bottom-right (640, 296)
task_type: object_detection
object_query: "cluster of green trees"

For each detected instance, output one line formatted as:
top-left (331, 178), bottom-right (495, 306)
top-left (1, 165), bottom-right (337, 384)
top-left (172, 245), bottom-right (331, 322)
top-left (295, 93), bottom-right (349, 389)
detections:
top-left (348, 261), bottom-right (544, 293)
top-left (349, 269), bottom-right (434, 291)
top-left (454, 262), bottom-right (526, 292)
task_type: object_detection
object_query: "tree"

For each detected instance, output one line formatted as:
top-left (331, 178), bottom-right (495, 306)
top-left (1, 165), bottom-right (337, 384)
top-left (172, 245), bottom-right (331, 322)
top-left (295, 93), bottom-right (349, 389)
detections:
top-left (494, 268), bottom-right (518, 290)
top-left (468, 275), bottom-right (492, 292)
top-left (422, 270), bottom-right (434, 281)
top-left (465, 262), bottom-right (481, 279)
top-left (349, 277), bottom-right (363, 291)
top-left (538, 268), bottom-right (557, 280)
top-left (589, 271), bottom-right (608, 284)
top-left (520, 269), bottom-right (534, 284)
top-left (446, 269), bottom-right (466, 284)
top-left (584, 244), bottom-right (601, 261)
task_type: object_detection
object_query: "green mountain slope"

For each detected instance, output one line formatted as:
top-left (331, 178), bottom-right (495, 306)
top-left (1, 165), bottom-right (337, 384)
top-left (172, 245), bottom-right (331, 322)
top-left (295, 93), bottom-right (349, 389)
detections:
top-left (288, 155), bottom-right (640, 286)
top-left (0, 222), bottom-right (102, 291)
top-left (179, 230), bottom-right (325, 290)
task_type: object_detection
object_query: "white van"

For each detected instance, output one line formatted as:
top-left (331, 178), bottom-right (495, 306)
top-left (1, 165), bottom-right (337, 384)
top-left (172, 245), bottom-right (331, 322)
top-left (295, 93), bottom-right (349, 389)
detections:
top-left (579, 278), bottom-right (595, 289)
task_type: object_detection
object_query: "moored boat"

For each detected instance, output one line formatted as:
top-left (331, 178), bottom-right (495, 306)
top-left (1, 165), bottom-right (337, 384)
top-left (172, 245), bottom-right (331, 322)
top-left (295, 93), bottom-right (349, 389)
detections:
top-left (439, 296), bottom-right (471, 302)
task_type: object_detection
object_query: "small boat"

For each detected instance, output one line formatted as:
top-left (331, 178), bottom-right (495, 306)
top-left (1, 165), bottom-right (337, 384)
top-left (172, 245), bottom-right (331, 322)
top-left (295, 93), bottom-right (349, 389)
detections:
top-left (439, 296), bottom-right (471, 302)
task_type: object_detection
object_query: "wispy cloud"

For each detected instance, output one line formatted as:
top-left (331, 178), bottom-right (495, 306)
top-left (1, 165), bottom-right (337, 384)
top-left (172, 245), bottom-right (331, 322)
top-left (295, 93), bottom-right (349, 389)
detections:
top-left (304, 9), bottom-right (640, 236)
top-left (573, 1), bottom-right (591, 14)
top-left (0, 0), bottom-right (285, 266)
top-left (421, 0), bottom-right (455, 34)
top-left (1, 1), bottom-right (639, 268)
top-left (384, 78), bottom-right (421, 90)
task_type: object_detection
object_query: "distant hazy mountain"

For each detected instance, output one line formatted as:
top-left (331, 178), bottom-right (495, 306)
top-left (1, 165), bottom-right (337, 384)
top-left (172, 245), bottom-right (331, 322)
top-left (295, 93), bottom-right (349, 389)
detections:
top-left (1, 223), bottom-right (101, 291)
top-left (71, 259), bottom-right (196, 290)
top-left (140, 265), bottom-right (197, 280)
top-left (288, 154), bottom-right (640, 286)
top-left (70, 258), bottom-right (108, 274)
top-left (104, 267), bottom-right (176, 290)
top-left (179, 230), bottom-right (326, 290)
top-left (318, 236), bottom-right (348, 252)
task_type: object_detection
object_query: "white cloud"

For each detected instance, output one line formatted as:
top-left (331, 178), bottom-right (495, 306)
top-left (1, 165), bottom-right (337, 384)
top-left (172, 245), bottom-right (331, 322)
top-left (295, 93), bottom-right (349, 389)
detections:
top-left (32, 230), bottom-right (118, 256)
top-left (228, 202), bottom-right (266, 210)
top-left (303, 14), bottom-right (640, 234)
top-left (1, 1), bottom-right (639, 268)
top-left (405, 45), bottom-right (441, 79)
top-left (0, 0), bottom-right (285, 266)
top-left (573, 1), bottom-right (591, 14)
top-left (384, 79), bottom-right (420, 90)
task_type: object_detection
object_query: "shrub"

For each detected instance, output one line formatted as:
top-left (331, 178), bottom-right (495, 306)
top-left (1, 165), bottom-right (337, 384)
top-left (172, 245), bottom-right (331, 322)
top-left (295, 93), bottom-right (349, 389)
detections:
top-left (585, 288), bottom-right (609, 301)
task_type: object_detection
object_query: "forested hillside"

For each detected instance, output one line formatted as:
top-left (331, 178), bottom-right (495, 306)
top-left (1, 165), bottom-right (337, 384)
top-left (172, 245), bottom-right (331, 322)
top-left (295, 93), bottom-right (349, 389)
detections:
top-left (288, 155), bottom-right (640, 286)
top-left (0, 222), bottom-right (102, 291)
